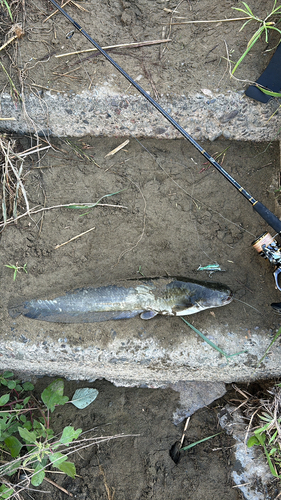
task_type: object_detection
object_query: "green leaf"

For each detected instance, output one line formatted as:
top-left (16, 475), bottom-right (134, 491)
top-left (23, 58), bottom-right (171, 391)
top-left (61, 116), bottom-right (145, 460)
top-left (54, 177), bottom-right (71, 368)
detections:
top-left (0, 394), bottom-right (9, 406)
top-left (18, 426), bottom-right (37, 443)
top-left (181, 432), bottom-right (221, 451)
top-left (23, 396), bottom-right (31, 405)
top-left (257, 86), bottom-right (281, 98)
top-left (59, 426), bottom-right (82, 445)
top-left (4, 435), bottom-right (22, 458)
top-left (6, 380), bottom-right (16, 390)
top-left (49, 452), bottom-right (68, 467)
top-left (255, 327), bottom-right (281, 369)
top-left (22, 382), bottom-right (34, 391)
top-left (232, 25), bottom-right (264, 74)
top-left (2, 371), bottom-right (14, 379)
top-left (241, 1), bottom-right (254, 17)
top-left (254, 422), bottom-right (270, 434)
top-left (46, 428), bottom-right (54, 439)
top-left (269, 447), bottom-right (277, 456)
top-left (0, 0), bottom-right (13, 20)
top-left (180, 318), bottom-right (246, 359)
top-left (247, 435), bottom-right (259, 447)
top-left (259, 412), bottom-right (273, 422)
top-left (0, 484), bottom-right (14, 499)
top-left (269, 430), bottom-right (278, 444)
top-left (41, 379), bottom-right (69, 412)
top-left (254, 430), bottom-right (266, 445)
top-left (23, 420), bottom-right (32, 431)
top-left (71, 388), bottom-right (99, 409)
top-left (263, 445), bottom-right (279, 477)
top-left (57, 460), bottom-right (76, 478)
top-left (31, 463), bottom-right (45, 486)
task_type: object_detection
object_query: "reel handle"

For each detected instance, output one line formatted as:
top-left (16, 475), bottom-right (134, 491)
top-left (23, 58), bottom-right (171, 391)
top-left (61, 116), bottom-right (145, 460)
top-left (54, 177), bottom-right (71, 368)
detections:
top-left (273, 268), bottom-right (281, 292)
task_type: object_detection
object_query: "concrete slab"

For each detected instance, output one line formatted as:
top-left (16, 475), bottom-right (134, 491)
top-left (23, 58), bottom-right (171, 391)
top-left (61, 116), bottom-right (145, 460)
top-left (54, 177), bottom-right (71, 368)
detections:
top-left (1, 88), bottom-right (280, 142)
top-left (0, 134), bottom-right (280, 420)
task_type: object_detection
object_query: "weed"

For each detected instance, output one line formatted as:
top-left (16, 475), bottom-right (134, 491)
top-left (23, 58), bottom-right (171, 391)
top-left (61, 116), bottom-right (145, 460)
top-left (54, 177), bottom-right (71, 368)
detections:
top-left (245, 384), bottom-right (281, 478)
top-left (4, 263), bottom-right (27, 281)
top-left (257, 87), bottom-right (281, 98)
top-left (181, 432), bottom-right (221, 451)
top-left (0, 0), bottom-right (13, 21)
top-left (232, 1), bottom-right (281, 74)
top-left (0, 64), bottom-right (20, 102)
top-left (137, 265), bottom-right (145, 277)
top-left (0, 374), bottom-right (81, 498)
top-left (180, 317), bottom-right (247, 360)
top-left (253, 326), bottom-right (281, 372)
top-left (0, 373), bottom-right (130, 498)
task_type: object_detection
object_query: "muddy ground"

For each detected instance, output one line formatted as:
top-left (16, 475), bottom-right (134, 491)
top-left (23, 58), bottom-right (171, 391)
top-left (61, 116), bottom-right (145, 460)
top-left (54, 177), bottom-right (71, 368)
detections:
top-left (0, 0), bottom-right (280, 98)
top-left (0, 135), bottom-right (281, 499)
top-left (1, 376), bottom-right (281, 500)
top-left (1, 0), bottom-right (281, 499)
top-left (1, 136), bottom-right (280, 332)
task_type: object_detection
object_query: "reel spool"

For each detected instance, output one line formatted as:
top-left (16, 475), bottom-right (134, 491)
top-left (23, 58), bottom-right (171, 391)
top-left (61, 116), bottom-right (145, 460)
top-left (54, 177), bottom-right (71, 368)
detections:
top-left (252, 233), bottom-right (281, 306)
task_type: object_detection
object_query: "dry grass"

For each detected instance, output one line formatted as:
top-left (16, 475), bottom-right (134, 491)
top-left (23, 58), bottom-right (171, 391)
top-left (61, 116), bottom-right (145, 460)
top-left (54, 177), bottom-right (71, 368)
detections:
top-left (0, 134), bottom-right (28, 229)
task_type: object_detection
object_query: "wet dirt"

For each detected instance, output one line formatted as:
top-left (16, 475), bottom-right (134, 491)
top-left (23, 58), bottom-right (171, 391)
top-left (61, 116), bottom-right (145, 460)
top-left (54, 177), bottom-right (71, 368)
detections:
top-left (3, 376), bottom-right (248, 500)
top-left (1, 0), bottom-right (281, 498)
top-left (0, 134), bottom-right (280, 498)
top-left (1, 136), bottom-right (280, 331)
top-left (0, 0), bottom-right (279, 99)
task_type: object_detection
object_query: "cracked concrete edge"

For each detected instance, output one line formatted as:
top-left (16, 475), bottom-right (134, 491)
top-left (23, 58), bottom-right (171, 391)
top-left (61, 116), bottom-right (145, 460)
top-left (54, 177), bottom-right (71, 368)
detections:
top-left (1, 87), bottom-right (280, 142)
top-left (1, 324), bottom-right (281, 386)
top-left (0, 356), bottom-right (227, 426)
top-left (0, 325), bottom-right (280, 426)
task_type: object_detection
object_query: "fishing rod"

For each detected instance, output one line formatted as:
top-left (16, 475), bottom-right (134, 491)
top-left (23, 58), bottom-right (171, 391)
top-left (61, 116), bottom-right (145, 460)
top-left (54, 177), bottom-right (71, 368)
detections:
top-left (48, 0), bottom-right (281, 295)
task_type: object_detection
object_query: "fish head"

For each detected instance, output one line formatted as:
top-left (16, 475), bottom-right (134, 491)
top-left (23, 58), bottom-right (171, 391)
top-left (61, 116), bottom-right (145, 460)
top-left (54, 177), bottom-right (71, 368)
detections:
top-left (171, 279), bottom-right (233, 316)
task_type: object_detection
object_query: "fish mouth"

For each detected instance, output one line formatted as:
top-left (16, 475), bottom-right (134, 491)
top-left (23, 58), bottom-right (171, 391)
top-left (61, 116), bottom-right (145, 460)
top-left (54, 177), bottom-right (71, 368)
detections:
top-left (223, 291), bottom-right (233, 304)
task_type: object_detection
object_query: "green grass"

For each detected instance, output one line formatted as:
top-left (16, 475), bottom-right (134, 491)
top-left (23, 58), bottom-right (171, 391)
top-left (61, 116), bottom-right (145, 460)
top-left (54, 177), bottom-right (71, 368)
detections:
top-left (247, 383), bottom-right (281, 478)
top-left (4, 263), bottom-right (27, 281)
top-left (232, 1), bottom-right (281, 74)
top-left (0, 0), bottom-right (13, 21)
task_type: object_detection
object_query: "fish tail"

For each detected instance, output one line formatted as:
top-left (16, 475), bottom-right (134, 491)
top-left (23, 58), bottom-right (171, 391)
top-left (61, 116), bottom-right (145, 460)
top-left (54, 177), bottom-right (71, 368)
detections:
top-left (8, 303), bottom-right (24, 319)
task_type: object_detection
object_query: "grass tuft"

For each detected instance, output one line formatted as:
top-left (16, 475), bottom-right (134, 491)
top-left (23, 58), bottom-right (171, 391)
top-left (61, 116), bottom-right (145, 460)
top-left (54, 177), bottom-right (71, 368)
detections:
top-left (232, 1), bottom-right (281, 74)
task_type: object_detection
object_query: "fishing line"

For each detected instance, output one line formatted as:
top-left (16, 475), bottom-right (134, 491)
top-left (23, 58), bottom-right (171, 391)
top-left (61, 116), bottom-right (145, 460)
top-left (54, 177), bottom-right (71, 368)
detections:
top-left (133, 137), bottom-right (256, 237)
top-left (233, 297), bottom-right (261, 314)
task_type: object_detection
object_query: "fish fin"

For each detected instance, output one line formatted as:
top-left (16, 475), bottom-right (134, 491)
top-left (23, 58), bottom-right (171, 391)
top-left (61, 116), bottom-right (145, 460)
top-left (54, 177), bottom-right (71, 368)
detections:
top-left (172, 303), bottom-right (194, 313)
top-left (13, 307), bottom-right (142, 323)
top-left (140, 310), bottom-right (158, 320)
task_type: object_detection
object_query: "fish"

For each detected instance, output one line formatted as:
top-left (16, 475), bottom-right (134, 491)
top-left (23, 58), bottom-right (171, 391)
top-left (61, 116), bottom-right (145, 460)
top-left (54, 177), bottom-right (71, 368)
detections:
top-left (8, 277), bottom-right (233, 324)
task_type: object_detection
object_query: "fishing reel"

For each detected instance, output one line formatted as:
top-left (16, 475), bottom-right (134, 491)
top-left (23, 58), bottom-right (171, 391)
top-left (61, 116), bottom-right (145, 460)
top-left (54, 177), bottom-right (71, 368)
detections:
top-left (252, 233), bottom-right (281, 309)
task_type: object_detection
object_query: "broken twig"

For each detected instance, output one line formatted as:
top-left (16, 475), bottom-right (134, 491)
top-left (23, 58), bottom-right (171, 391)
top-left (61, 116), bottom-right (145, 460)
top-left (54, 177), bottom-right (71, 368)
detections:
top-left (55, 39), bottom-right (172, 58)
top-left (104, 140), bottom-right (129, 158)
top-left (55, 226), bottom-right (95, 249)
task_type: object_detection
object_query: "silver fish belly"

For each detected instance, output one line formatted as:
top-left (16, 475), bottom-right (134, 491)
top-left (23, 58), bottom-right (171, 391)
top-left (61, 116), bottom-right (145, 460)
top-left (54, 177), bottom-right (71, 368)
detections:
top-left (8, 277), bottom-right (233, 323)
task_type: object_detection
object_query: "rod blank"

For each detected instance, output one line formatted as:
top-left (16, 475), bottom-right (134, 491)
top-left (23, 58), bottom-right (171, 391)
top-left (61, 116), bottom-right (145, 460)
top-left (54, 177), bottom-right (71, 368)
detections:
top-left (48, 0), bottom-right (281, 234)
